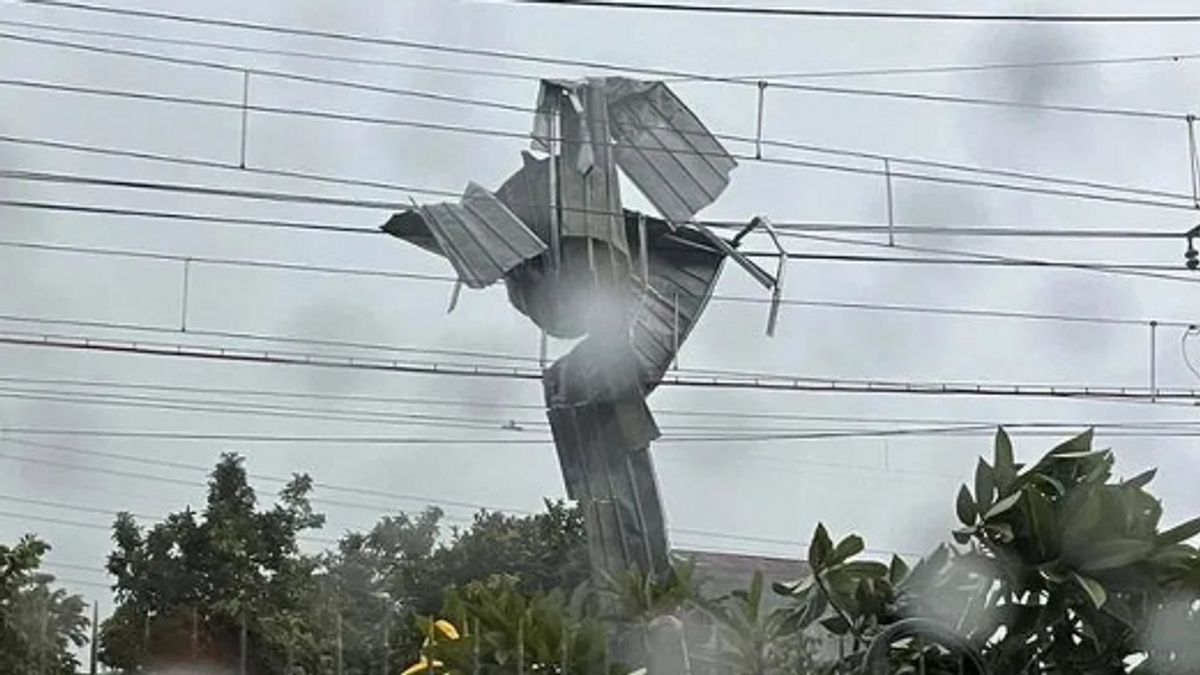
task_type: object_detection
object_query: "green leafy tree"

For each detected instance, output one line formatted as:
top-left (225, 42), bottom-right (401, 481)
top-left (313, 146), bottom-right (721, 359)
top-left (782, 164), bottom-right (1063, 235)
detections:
top-left (0, 535), bottom-right (90, 675)
top-left (775, 429), bottom-right (1200, 675)
top-left (419, 575), bottom-right (611, 675)
top-left (99, 452), bottom-right (326, 673)
top-left (700, 570), bottom-right (826, 675)
top-left (320, 500), bottom-right (589, 673)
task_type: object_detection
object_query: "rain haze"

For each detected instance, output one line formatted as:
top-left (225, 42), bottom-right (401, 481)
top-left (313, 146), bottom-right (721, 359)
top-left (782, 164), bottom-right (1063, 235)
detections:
top-left (2, 0), bottom-right (1200, 671)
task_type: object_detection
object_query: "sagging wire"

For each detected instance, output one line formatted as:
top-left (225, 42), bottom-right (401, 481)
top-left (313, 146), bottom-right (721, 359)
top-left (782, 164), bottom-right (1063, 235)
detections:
top-left (1189, 115), bottom-right (1200, 209)
top-left (1182, 325), bottom-right (1200, 382)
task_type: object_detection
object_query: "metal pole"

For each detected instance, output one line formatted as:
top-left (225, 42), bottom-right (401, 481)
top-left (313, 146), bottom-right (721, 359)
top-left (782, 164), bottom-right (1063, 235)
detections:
top-left (884, 158), bottom-right (895, 246)
top-left (336, 612), bottom-right (344, 675)
top-left (180, 258), bottom-right (191, 332)
top-left (547, 90), bottom-right (562, 272)
top-left (538, 330), bottom-right (548, 370)
top-left (239, 70), bottom-right (250, 169)
top-left (754, 81), bottom-right (767, 160)
top-left (191, 606), bottom-right (198, 661)
top-left (1150, 320), bottom-right (1159, 402)
top-left (382, 607), bottom-right (390, 675)
top-left (239, 613), bottom-right (247, 675)
top-left (1187, 115), bottom-right (1199, 209)
top-left (89, 601), bottom-right (98, 675)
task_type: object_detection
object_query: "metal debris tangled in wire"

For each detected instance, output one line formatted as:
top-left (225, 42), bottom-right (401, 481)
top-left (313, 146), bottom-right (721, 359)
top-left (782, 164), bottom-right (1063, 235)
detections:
top-left (380, 77), bottom-right (783, 611)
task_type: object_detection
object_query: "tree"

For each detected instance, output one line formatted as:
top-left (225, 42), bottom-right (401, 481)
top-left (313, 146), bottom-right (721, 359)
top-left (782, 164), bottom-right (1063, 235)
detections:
top-left (775, 429), bottom-right (1200, 675)
top-left (100, 452), bottom-right (327, 673)
top-left (417, 575), bottom-right (611, 675)
top-left (319, 500), bottom-right (590, 673)
top-left (0, 535), bottom-right (90, 675)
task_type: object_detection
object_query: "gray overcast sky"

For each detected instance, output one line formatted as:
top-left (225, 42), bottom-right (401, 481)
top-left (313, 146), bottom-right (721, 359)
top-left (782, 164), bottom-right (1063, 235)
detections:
top-left (2, 0), bottom-right (1200, 629)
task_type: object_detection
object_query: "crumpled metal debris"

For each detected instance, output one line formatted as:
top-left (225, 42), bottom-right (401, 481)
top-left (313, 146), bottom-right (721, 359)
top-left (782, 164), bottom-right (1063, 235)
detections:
top-left (382, 76), bottom-right (779, 588)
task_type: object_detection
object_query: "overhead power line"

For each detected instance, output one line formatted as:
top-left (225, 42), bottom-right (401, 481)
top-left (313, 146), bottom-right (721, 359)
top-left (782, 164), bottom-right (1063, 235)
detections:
top-left (2, 78), bottom-right (1195, 213)
top-left (1, 31), bottom-right (1195, 205)
top-left (3, 175), bottom-right (1197, 285)
top-left (10, 2), bottom-right (1196, 120)
top-left (4, 129), bottom-right (1196, 239)
top-left (0, 329), bottom-right (1195, 404)
top-left (0, 18), bottom-right (542, 82)
top-left (5, 373), bottom-right (1194, 428)
top-left (0, 501), bottom-right (339, 546)
top-left (2, 227), bottom-right (1194, 298)
top-left (7, 17), bottom-right (1200, 85)
top-left (0, 387), bottom-right (548, 432)
top-left (515, 0), bottom-right (1200, 23)
top-left (9, 386), bottom-right (1198, 439)
top-left (0, 440), bottom-right (864, 556)
top-left (702, 52), bottom-right (1200, 83)
top-left (0, 438), bottom-right (509, 517)
top-left (5, 373), bottom-right (1200, 432)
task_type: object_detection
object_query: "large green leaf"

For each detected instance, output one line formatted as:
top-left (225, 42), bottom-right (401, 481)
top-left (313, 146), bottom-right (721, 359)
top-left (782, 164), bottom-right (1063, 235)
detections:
top-left (984, 490), bottom-right (1023, 521)
top-left (1075, 539), bottom-right (1153, 572)
top-left (1026, 488), bottom-right (1058, 560)
top-left (975, 459), bottom-right (996, 514)
top-left (994, 427), bottom-right (1016, 491)
top-left (819, 614), bottom-right (851, 635)
top-left (888, 555), bottom-right (909, 585)
top-left (1050, 428), bottom-right (1094, 455)
top-left (808, 524), bottom-right (834, 570)
top-left (1122, 468), bottom-right (1157, 490)
top-left (1072, 572), bottom-right (1107, 608)
top-left (839, 561), bottom-right (889, 578)
top-left (1157, 516), bottom-right (1200, 546)
top-left (1062, 489), bottom-right (1102, 549)
top-left (956, 485), bottom-right (979, 526)
top-left (830, 535), bottom-right (864, 565)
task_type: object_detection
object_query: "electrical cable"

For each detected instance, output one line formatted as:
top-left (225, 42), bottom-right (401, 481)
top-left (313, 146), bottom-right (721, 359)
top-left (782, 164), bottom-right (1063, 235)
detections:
top-left (0, 30), bottom-right (1193, 205)
top-left (1, 76), bottom-right (1196, 213)
top-left (513, 0), bottom-right (1200, 23)
top-left (1182, 326), bottom-right (1200, 382)
top-left (10, 16), bottom-right (1200, 85)
top-left (16, 0), bottom-right (1200, 115)
top-left (1, 329), bottom-right (1196, 403)
top-left (0, 442), bottom-right (890, 555)
top-left (691, 52), bottom-right (1200, 83)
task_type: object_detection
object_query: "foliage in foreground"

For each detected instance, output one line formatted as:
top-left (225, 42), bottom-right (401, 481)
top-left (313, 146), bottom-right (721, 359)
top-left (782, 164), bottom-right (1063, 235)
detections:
top-left (776, 429), bottom-right (1200, 674)
top-left (0, 535), bottom-right (90, 675)
top-left (67, 428), bottom-right (1200, 674)
top-left (97, 452), bottom-right (589, 674)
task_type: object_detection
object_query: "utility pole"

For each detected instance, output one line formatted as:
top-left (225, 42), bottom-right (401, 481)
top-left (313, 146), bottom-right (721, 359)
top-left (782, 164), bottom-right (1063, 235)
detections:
top-left (89, 601), bottom-right (98, 675)
top-left (336, 612), bottom-right (344, 675)
top-left (381, 607), bottom-right (390, 675)
top-left (191, 606), bottom-right (199, 661)
top-left (239, 613), bottom-right (248, 675)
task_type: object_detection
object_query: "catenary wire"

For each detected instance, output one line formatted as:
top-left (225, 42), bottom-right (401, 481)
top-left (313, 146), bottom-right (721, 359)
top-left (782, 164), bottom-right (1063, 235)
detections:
top-left (0, 30), bottom-right (1194, 206)
top-left (2, 78), bottom-right (1196, 215)
top-left (0, 329), bottom-right (1196, 404)
top-left (0, 441), bottom-right (890, 556)
top-left (15, 0), bottom-right (1200, 119)
top-left (514, 1), bottom-right (1200, 23)
top-left (5, 373), bottom-right (1200, 433)
top-left (10, 15), bottom-right (1200, 85)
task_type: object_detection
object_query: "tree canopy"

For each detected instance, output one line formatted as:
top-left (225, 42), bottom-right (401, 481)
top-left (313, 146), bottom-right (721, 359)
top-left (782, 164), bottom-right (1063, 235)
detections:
top-left (0, 535), bottom-right (90, 675)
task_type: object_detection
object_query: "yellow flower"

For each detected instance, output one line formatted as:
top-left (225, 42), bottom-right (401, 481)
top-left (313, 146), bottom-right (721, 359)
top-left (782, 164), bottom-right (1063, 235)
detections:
top-left (401, 655), bottom-right (445, 675)
top-left (433, 619), bottom-right (461, 641)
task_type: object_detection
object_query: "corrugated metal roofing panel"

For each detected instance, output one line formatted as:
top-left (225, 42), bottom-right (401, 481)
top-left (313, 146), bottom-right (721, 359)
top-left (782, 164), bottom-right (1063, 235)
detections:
top-left (628, 223), bottom-right (727, 388)
top-left (409, 181), bottom-right (547, 289)
top-left (605, 78), bottom-right (738, 224)
top-left (530, 80), bottom-right (629, 259)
